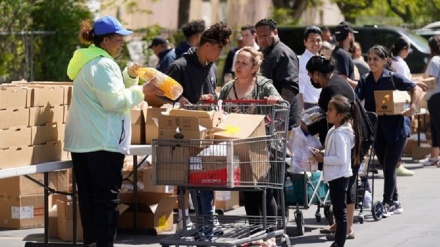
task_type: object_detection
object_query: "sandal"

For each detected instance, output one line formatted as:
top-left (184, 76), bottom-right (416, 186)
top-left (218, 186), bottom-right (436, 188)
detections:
top-left (319, 226), bottom-right (336, 234)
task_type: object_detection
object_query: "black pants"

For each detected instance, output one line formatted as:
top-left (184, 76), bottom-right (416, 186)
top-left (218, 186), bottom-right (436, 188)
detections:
top-left (428, 93), bottom-right (440, 147)
top-left (243, 189), bottom-right (277, 231)
top-left (72, 151), bottom-right (124, 247)
top-left (374, 134), bottom-right (406, 205)
top-left (329, 177), bottom-right (349, 247)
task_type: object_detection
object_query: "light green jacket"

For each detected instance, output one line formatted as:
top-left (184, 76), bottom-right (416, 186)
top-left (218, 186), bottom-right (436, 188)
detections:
top-left (64, 45), bottom-right (144, 154)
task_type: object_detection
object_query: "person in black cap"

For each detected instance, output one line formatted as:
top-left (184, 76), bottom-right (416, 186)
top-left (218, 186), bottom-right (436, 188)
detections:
top-left (332, 21), bottom-right (358, 88)
top-left (148, 36), bottom-right (176, 73)
top-left (175, 20), bottom-right (206, 59)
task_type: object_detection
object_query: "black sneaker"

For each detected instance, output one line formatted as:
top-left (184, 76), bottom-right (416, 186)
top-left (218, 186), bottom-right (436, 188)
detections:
top-left (382, 203), bottom-right (393, 218)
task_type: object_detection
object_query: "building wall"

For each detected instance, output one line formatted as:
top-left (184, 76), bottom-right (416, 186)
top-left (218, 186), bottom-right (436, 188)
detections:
top-left (97, 0), bottom-right (343, 31)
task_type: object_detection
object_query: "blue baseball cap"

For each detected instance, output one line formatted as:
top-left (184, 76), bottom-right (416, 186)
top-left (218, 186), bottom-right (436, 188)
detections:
top-left (93, 16), bottom-right (133, 36)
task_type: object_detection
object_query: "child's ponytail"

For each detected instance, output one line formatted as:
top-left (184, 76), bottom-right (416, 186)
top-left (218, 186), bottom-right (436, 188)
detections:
top-left (351, 100), bottom-right (363, 165)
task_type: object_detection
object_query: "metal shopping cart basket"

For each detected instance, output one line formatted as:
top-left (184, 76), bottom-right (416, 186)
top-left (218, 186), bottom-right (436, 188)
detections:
top-left (152, 99), bottom-right (291, 246)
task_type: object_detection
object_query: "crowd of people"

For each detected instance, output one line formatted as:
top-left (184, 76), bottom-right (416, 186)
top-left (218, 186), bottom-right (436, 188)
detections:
top-left (64, 15), bottom-right (440, 247)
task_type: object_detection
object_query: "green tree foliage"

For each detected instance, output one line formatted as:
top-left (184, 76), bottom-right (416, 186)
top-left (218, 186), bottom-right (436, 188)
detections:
top-left (271, 0), bottom-right (321, 25)
top-left (30, 0), bottom-right (91, 81)
top-left (0, 0), bottom-right (91, 83)
top-left (333, 0), bottom-right (374, 23)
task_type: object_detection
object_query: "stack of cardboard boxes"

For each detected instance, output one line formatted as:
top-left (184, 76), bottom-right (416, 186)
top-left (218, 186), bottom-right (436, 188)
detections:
top-left (0, 82), bottom-right (72, 231)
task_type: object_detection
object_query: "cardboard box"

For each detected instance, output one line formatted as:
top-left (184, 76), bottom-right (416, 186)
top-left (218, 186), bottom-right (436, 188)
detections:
top-left (32, 141), bottom-right (63, 164)
top-left (0, 194), bottom-right (44, 229)
top-left (412, 73), bottom-right (437, 91)
top-left (374, 90), bottom-right (411, 116)
top-left (0, 126), bottom-right (32, 148)
top-left (168, 109), bottom-right (223, 129)
top-left (0, 170), bottom-right (69, 195)
top-left (215, 191), bottom-right (240, 211)
top-left (154, 145), bottom-right (190, 185)
top-left (31, 123), bottom-right (63, 145)
top-left (25, 85), bottom-right (64, 107)
top-left (0, 108), bottom-right (29, 129)
top-left (131, 105), bottom-right (148, 144)
top-left (63, 105), bottom-right (69, 123)
top-left (158, 115), bottom-right (208, 141)
top-left (412, 144), bottom-right (432, 160)
top-left (29, 105), bottom-right (64, 126)
top-left (57, 197), bottom-right (83, 241)
top-left (122, 166), bottom-right (173, 193)
top-left (0, 86), bottom-right (28, 109)
top-left (0, 145), bottom-right (33, 169)
top-left (214, 114), bottom-right (270, 185)
top-left (189, 156), bottom-right (240, 187)
top-left (118, 192), bottom-right (176, 233)
top-left (145, 107), bottom-right (167, 144)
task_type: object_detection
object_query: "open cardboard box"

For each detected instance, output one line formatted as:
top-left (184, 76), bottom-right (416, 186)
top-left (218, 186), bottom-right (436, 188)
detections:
top-left (167, 108), bottom-right (223, 129)
top-left (214, 113), bottom-right (270, 185)
top-left (158, 115), bottom-right (209, 141)
top-left (118, 192), bottom-right (176, 234)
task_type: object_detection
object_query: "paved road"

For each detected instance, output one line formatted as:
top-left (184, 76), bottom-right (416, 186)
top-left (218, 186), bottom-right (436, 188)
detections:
top-left (2, 160), bottom-right (440, 247)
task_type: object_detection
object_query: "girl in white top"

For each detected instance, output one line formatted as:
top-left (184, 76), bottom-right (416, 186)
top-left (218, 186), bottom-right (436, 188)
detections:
top-left (390, 37), bottom-right (412, 79)
top-left (311, 95), bottom-right (362, 247)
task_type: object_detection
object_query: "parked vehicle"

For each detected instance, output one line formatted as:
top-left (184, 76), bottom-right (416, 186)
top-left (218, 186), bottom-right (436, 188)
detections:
top-left (414, 22), bottom-right (440, 40)
top-left (278, 25), bottom-right (430, 73)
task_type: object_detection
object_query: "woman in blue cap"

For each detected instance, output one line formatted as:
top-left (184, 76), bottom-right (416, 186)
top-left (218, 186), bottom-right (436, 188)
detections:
top-left (65, 16), bottom-right (162, 247)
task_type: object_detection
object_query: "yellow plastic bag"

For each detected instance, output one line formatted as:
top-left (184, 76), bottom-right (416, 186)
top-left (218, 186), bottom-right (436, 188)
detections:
top-left (134, 67), bottom-right (183, 100)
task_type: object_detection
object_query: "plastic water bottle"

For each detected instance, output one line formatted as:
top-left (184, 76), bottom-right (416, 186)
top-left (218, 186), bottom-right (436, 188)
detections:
top-left (285, 177), bottom-right (294, 199)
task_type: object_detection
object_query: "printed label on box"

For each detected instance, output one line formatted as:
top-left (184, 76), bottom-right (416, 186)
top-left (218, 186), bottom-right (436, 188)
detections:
top-left (11, 206), bottom-right (34, 219)
top-left (215, 191), bottom-right (231, 201)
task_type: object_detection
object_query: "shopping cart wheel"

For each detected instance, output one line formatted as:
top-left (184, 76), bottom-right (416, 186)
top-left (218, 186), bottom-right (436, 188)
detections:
top-left (315, 211), bottom-right (322, 222)
top-left (358, 213), bottom-right (364, 224)
top-left (280, 233), bottom-right (292, 247)
top-left (372, 201), bottom-right (383, 221)
top-left (324, 205), bottom-right (334, 225)
top-left (294, 210), bottom-right (304, 235)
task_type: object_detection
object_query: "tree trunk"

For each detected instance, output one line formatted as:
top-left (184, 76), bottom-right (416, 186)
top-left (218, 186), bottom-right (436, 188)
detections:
top-left (178, 0), bottom-right (190, 29)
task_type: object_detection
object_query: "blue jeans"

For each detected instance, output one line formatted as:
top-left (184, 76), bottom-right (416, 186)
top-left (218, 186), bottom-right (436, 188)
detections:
top-left (195, 190), bottom-right (214, 240)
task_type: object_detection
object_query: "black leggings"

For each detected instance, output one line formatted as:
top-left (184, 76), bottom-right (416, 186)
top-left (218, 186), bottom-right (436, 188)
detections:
top-left (374, 135), bottom-right (407, 205)
top-left (329, 177), bottom-right (349, 247)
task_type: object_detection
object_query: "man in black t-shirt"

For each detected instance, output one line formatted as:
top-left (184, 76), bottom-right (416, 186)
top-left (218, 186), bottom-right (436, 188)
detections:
top-left (332, 21), bottom-right (358, 88)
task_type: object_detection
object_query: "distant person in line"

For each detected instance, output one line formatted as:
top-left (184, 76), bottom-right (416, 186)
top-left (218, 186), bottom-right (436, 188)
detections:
top-left (419, 35), bottom-right (440, 167)
top-left (222, 34), bottom-right (244, 82)
top-left (299, 25), bottom-right (323, 110)
top-left (321, 41), bottom-right (335, 58)
top-left (148, 36), bottom-right (175, 73)
top-left (356, 45), bottom-right (422, 217)
top-left (255, 18), bottom-right (301, 129)
top-left (332, 21), bottom-right (358, 88)
top-left (321, 26), bottom-right (337, 46)
top-left (390, 36), bottom-right (420, 177)
top-left (351, 42), bottom-right (370, 79)
top-left (175, 20), bottom-right (205, 59)
top-left (65, 16), bottom-right (163, 247)
top-left (231, 25), bottom-right (260, 75)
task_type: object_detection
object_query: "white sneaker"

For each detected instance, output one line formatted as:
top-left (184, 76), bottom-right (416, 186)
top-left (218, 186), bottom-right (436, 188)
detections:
top-left (176, 218), bottom-right (193, 231)
top-left (420, 156), bottom-right (439, 166)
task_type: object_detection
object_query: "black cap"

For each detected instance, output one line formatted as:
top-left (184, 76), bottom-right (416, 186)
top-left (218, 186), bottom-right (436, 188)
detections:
top-left (148, 36), bottom-right (167, 49)
top-left (334, 21), bottom-right (358, 41)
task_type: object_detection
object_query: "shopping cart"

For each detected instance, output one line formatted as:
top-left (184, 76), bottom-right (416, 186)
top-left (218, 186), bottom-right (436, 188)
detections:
top-left (152, 100), bottom-right (291, 246)
top-left (355, 111), bottom-right (384, 223)
top-left (284, 163), bottom-right (331, 235)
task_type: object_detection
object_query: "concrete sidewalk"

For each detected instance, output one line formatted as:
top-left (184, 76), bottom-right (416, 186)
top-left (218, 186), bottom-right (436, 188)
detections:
top-left (1, 159), bottom-right (440, 247)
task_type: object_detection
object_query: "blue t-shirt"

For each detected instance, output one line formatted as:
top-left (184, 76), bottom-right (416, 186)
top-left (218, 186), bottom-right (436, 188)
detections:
top-left (355, 69), bottom-right (415, 143)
